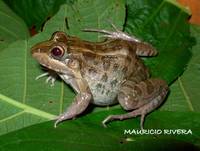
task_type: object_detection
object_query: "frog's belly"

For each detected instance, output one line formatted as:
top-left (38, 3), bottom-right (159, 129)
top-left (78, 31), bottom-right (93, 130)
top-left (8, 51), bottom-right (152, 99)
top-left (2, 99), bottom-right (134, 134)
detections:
top-left (89, 84), bottom-right (119, 106)
top-left (85, 74), bottom-right (123, 106)
top-left (89, 82), bottom-right (118, 106)
top-left (59, 73), bottom-right (120, 106)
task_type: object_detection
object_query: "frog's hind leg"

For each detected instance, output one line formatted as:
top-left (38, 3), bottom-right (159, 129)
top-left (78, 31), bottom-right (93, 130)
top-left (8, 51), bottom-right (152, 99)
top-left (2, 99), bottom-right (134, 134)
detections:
top-left (102, 79), bottom-right (169, 129)
top-left (83, 25), bottom-right (141, 43)
top-left (83, 27), bottom-right (157, 56)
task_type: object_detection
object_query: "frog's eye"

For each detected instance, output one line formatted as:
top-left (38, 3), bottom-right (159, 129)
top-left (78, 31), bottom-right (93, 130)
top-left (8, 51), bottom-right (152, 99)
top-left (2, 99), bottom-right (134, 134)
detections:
top-left (50, 46), bottom-right (65, 59)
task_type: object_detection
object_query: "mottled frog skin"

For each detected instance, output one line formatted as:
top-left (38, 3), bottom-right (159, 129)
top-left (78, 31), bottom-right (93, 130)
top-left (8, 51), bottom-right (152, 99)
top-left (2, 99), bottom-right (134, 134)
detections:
top-left (31, 29), bottom-right (169, 129)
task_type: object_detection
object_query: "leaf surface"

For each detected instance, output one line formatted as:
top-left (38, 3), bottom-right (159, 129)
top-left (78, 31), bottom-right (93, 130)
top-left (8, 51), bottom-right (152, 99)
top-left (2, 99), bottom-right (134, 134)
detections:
top-left (0, 110), bottom-right (199, 151)
top-left (3, 0), bottom-right (69, 29)
top-left (161, 25), bottom-right (200, 111)
top-left (0, 0), bottom-right (29, 49)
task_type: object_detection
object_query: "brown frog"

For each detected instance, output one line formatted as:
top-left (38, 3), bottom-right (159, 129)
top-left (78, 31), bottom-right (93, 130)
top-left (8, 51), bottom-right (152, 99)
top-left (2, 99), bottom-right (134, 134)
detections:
top-left (31, 27), bottom-right (169, 129)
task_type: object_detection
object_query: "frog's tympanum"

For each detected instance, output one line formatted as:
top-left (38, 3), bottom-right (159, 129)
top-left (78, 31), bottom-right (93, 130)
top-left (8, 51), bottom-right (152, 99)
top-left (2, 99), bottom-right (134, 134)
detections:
top-left (31, 28), bottom-right (169, 129)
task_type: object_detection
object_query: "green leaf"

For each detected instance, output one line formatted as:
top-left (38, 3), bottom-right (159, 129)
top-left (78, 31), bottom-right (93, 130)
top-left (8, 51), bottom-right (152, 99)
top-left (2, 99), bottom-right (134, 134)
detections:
top-left (0, 110), bottom-right (199, 151)
top-left (0, 0), bottom-right (125, 136)
top-left (124, 0), bottom-right (194, 84)
top-left (3, 0), bottom-right (70, 29)
top-left (0, 0), bottom-right (29, 49)
top-left (161, 25), bottom-right (200, 112)
top-left (43, 0), bottom-right (125, 41)
top-left (0, 0), bottom-right (199, 149)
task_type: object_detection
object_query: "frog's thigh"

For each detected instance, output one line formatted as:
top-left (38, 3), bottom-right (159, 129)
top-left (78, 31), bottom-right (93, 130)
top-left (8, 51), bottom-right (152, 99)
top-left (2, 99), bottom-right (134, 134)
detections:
top-left (118, 79), bottom-right (168, 111)
top-left (103, 79), bottom-right (168, 129)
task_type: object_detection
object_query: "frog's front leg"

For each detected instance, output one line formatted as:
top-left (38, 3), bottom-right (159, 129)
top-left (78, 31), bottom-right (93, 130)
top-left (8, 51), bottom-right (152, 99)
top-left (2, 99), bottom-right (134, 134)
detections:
top-left (103, 79), bottom-right (169, 129)
top-left (54, 92), bottom-right (91, 127)
top-left (35, 70), bottom-right (57, 86)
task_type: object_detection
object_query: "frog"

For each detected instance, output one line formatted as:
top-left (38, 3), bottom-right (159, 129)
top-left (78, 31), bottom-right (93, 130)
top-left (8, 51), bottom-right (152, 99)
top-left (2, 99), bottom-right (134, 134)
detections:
top-left (31, 26), bottom-right (169, 129)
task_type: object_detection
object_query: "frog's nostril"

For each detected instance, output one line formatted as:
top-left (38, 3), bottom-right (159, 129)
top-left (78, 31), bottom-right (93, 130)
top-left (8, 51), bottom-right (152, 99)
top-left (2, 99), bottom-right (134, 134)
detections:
top-left (37, 48), bottom-right (41, 53)
top-left (31, 46), bottom-right (40, 54)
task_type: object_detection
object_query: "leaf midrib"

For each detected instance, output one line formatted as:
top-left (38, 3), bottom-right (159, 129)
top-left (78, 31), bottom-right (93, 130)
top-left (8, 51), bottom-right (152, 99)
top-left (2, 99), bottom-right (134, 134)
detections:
top-left (22, 40), bottom-right (27, 103)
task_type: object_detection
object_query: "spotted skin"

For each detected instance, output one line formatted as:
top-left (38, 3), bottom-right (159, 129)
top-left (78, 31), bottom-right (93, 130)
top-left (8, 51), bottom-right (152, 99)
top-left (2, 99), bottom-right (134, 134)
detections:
top-left (31, 31), bottom-right (169, 129)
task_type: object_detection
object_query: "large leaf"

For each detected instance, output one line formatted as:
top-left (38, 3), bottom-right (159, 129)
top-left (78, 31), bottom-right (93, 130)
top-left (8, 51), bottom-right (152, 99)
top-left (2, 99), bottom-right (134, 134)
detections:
top-left (125, 0), bottom-right (194, 84)
top-left (0, 0), bottom-right (196, 141)
top-left (161, 25), bottom-right (200, 111)
top-left (0, 0), bottom-right (29, 50)
top-left (0, 0), bottom-right (125, 136)
top-left (0, 110), bottom-right (199, 151)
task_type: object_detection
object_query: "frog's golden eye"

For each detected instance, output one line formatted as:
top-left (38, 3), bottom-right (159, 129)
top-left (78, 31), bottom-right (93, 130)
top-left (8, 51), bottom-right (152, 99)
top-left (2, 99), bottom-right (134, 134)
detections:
top-left (50, 46), bottom-right (64, 59)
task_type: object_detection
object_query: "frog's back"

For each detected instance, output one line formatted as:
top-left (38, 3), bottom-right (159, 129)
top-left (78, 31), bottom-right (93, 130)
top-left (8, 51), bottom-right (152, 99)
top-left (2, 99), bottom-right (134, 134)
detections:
top-left (70, 39), bottom-right (150, 106)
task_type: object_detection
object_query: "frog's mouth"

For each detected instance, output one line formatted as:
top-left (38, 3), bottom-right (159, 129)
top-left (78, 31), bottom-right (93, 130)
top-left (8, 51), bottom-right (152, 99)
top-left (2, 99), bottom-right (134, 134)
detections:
top-left (32, 52), bottom-right (73, 76)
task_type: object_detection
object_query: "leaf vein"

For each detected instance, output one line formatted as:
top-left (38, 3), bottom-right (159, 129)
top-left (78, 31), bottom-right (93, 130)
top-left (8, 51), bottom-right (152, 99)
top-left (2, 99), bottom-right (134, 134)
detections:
top-left (0, 25), bottom-right (18, 39)
top-left (0, 94), bottom-right (56, 119)
top-left (161, 10), bottom-right (182, 48)
top-left (0, 111), bottom-right (25, 124)
top-left (0, 11), bottom-right (26, 30)
top-left (59, 82), bottom-right (64, 114)
top-left (178, 78), bottom-right (194, 111)
top-left (140, 1), bottom-right (165, 30)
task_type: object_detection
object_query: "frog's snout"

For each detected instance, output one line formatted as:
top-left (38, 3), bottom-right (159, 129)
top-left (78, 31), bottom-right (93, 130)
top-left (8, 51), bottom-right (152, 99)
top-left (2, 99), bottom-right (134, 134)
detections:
top-left (31, 44), bottom-right (47, 62)
top-left (31, 44), bottom-right (41, 55)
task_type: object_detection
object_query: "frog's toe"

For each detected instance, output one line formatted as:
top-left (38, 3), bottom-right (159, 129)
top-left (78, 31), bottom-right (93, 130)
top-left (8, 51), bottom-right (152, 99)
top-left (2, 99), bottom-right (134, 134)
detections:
top-left (54, 120), bottom-right (59, 128)
top-left (45, 76), bottom-right (52, 83)
top-left (102, 116), bottom-right (110, 128)
top-left (102, 122), bottom-right (107, 128)
top-left (35, 72), bottom-right (49, 80)
top-left (108, 31), bottom-right (141, 42)
top-left (35, 72), bottom-right (57, 87)
top-left (102, 115), bottom-right (120, 127)
top-left (45, 75), bottom-right (56, 86)
top-left (50, 78), bottom-right (56, 87)
top-left (54, 114), bottom-right (66, 128)
top-left (83, 28), bottom-right (140, 42)
top-left (82, 28), bottom-right (113, 35)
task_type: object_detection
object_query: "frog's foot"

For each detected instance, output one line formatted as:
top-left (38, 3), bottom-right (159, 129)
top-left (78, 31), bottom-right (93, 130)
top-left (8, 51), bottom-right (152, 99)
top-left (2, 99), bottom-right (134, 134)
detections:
top-left (35, 72), bottom-right (57, 87)
top-left (83, 24), bottom-right (141, 42)
top-left (102, 109), bottom-right (145, 129)
top-left (103, 79), bottom-right (169, 129)
top-left (54, 114), bottom-right (72, 128)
